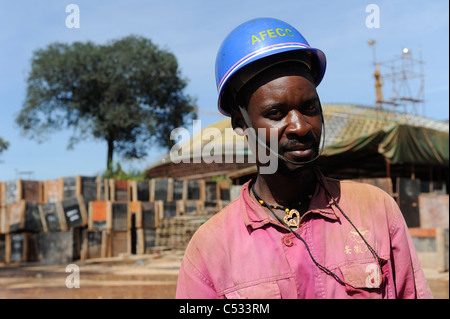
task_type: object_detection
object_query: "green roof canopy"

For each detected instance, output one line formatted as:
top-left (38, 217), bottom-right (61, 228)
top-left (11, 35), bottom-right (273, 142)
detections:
top-left (322, 123), bottom-right (449, 166)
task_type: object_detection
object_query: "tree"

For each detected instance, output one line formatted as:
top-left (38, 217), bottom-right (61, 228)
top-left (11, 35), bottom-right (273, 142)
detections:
top-left (102, 162), bottom-right (145, 181)
top-left (0, 137), bottom-right (9, 157)
top-left (16, 35), bottom-right (197, 169)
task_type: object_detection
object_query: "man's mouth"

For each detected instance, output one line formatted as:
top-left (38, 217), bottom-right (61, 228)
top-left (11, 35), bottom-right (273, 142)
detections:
top-left (280, 142), bottom-right (316, 159)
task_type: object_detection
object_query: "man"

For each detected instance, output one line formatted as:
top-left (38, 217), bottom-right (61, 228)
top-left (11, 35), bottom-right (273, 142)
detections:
top-left (176, 18), bottom-right (432, 299)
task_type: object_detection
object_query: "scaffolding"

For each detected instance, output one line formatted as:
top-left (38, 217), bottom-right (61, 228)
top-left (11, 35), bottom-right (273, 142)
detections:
top-left (368, 39), bottom-right (426, 116)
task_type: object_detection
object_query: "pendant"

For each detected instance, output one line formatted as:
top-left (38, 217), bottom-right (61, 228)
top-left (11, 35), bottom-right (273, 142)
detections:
top-left (284, 209), bottom-right (300, 230)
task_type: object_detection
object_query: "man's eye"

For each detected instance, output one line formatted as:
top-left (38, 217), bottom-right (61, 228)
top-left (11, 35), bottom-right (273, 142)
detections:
top-left (266, 109), bottom-right (283, 118)
top-left (304, 104), bottom-right (319, 113)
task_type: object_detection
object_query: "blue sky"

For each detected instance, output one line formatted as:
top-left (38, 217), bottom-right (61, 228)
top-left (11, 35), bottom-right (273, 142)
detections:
top-left (0, 0), bottom-right (448, 181)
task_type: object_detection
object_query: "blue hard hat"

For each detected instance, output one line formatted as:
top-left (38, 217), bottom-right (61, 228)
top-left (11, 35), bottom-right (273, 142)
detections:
top-left (216, 17), bottom-right (327, 117)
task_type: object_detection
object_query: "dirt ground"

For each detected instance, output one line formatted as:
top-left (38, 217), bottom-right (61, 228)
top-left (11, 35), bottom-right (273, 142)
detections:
top-left (0, 250), bottom-right (448, 299)
top-left (0, 250), bottom-right (183, 299)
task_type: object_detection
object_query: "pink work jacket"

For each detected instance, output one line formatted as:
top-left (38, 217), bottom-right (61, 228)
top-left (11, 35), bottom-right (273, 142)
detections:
top-left (176, 172), bottom-right (433, 299)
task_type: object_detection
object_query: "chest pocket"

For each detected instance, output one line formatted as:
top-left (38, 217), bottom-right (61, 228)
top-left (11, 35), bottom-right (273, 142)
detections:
top-left (224, 282), bottom-right (281, 299)
top-left (339, 261), bottom-right (385, 298)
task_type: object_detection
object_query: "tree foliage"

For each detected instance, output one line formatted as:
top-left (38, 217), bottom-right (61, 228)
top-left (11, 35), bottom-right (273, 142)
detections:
top-left (16, 35), bottom-right (197, 169)
top-left (0, 137), bottom-right (9, 156)
top-left (102, 162), bottom-right (146, 181)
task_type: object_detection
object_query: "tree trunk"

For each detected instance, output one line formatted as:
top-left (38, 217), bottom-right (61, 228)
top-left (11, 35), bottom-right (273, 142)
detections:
top-left (107, 138), bottom-right (114, 170)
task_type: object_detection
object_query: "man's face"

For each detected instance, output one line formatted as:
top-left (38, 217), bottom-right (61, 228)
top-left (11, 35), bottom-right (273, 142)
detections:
top-left (243, 64), bottom-right (323, 174)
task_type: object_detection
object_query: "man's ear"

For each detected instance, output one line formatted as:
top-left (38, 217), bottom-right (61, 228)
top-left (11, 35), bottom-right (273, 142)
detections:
top-left (231, 107), bottom-right (247, 136)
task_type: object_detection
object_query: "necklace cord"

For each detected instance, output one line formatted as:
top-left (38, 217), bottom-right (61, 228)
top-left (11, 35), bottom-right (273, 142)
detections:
top-left (316, 177), bottom-right (387, 271)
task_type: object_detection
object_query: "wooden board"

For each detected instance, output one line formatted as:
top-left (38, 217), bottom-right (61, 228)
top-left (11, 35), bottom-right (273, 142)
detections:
top-left (56, 196), bottom-right (87, 230)
top-left (7, 201), bottom-right (26, 233)
top-left (166, 215), bottom-right (212, 249)
top-left (20, 180), bottom-right (43, 203)
top-left (135, 228), bottom-right (156, 254)
top-left (205, 181), bottom-right (217, 201)
top-left (0, 205), bottom-right (7, 234)
top-left (24, 202), bottom-right (43, 233)
top-left (5, 180), bottom-right (18, 205)
top-left (62, 176), bottom-right (77, 199)
top-left (0, 182), bottom-right (6, 207)
top-left (108, 179), bottom-right (130, 202)
top-left (97, 177), bottom-right (108, 201)
top-left (37, 231), bottom-right (74, 265)
top-left (110, 230), bottom-right (131, 257)
top-left (0, 234), bottom-right (5, 262)
top-left (0, 183), bottom-right (5, 234)
top-left (418, 194), bottom-right (449, 229)
top-left (80, 176), bottom-right (98, 205)
top-left (6, 232), bottom-right (38, 263)
top-left (129, 201), bottom-right (158, 229)
top-left (7, 200), bottom-right (42, 233)
top-left (151, 178), bottom-right (171, 202)
top-left (88, 201), bottom-right (109, 230)
top-left (4, 180), bottom-right (43, 204)
top-left (44, 178), bottom-right (63, 204)
top-left (88, 201), bottom-right (129, 231)
top-left (204, 201), bottom-right (220, 214)
top-left (162, 201), bottom-right (177, 219)
top-left (141, 201), bottom-right (158, 228)
top-left (82, 230), bottom-right (109, 259)
top-left (172, 179), bottom-right (185, 201)
top-left (176, 200), bottom-right (204, 215)
top-left (38, 203), bottom-right (62, 232)
top-left (130, 181), bottom-right (150, 202)
top-left (217, 181), bottom-right (231, 201)
top-left (137, 181), bottom-right (150, 201)
top-left (60, 175), bottom-right (102, 211)
top-left (186, 180), bottom-right (204, 200)
top-left (396, 177), bottom-right (421, 227)
top-left (111, 202), bottom-right (129, 231)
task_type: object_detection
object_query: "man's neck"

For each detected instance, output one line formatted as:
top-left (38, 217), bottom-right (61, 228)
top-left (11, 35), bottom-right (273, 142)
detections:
top-left (253, 168), bottom-right (317, 209)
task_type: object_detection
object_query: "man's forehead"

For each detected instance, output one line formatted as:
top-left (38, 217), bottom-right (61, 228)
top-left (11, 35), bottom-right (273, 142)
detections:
top-left (242, 62), bottom-right (315, 98)
top-left (252, 77), bottom-right (319, 108)
top-left (256, 62), bottom-right (314, 84)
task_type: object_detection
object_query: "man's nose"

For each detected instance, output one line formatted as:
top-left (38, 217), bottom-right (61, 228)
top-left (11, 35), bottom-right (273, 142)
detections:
top-left (284, 110), bottom-right (312, 137)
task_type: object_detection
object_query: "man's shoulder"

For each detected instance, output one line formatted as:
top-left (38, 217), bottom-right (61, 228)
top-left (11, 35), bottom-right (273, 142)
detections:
top-left (326, 175), bottom-right (394, 199)
top-left (199, 197), bottom-right (242, 230)
top-left (189, 196), bottom-right (243, 242)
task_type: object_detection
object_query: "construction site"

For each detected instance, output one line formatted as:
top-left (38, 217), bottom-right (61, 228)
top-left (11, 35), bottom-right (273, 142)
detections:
top-left (1, 32), bottom-right (449, 299)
